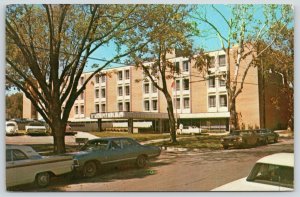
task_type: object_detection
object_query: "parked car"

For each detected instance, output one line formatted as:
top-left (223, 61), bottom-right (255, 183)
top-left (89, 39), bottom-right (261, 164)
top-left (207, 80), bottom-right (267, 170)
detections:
top-left (6, 121), bottom-right (19, 136)
top-left (256, 129), bottom-right (279, 144)
top-left (176, 126), bottom-right (201, 135)
top-left (6, 145), bottom-right (73, 188)
top-left (65, 123), bottom-right (77, 136)
top-left (221, 130), bottom-right (260, 149)
top-left (70, 137), bottom-right (161, 178)
top-left (25, 121), bottom-right (49, 136)
top-left (212, 153), bottom-right (294, 191)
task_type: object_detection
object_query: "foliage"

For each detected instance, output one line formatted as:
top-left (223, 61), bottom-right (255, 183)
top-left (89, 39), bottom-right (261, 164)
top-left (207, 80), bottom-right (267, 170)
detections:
top-left (6, 92), bottom-right (23, 119)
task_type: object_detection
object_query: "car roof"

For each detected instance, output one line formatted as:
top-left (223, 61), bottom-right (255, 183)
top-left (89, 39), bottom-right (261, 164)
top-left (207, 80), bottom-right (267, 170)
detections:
top-left (89, 137), bottom-right (134, 141)
top-left (257, 153), bottom-right (294, 167)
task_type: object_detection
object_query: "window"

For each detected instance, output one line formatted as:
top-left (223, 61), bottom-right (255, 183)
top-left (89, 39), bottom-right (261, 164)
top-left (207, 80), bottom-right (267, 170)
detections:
top-left (95, 104), bottom-right (100, 113)
top-left (80, 92), bottom-right (84, 99)
top-left (101, 75), bottom-right (106, 83)
top-left (152, 83), bottom-right (157, 93)
top-left (219, 78), bottom-right (226, 87)
top-left (118, 86), bottom-right (123, 96)
top-left (80, 105), bottom-right (84, 114)
top-left (125, 70), bottom-right (130, 79)
top-left (176, 98), bottom-right (180, 109)
top-left (95, 89), bottom-right (99, 98)
top-left (118, 71), bottom-right (123, 80)
top-left (219, 95), bottom-right (227, 107)
top-left (118, 102), bottom-right (123, 112)
top-left (176, 80), bottom-right (180, 91)
top-left (209, 76), bottom-right (215, 88)
top-left (209, 96), bottom-right (216, 108)
top-left (95, 75), bottom-right (100, 84)
top-left (101, 104), bottom-right (106, 112)
top-left (125, 102), bottom-right (130, 112)
top-left (125, 85), bottom-right (130, 96)
top-left (144, 100), bottom-right (150, 111)
top-left (183, 61), bottom-right (189, 72)
top-left (183, 97), bottom-right (190, 109)
top-left (209, 56), bottom-right (215, 68)
top-left (101, 88), bottom-right (106, 98)
top-left (175, 62), bottom-right (180, 73)
top-left (152, 100), bottom-right (158, 110)
top-left (144, 83), bottom-right (149, 94)
top-left (75, 106), bottom-right (78, 114)
top-left (219, 55), bottom-right (226, 67)
top-left (12, 150), bottom-right (28, 161)
top-left (183, 79), bottom-right (189, 90)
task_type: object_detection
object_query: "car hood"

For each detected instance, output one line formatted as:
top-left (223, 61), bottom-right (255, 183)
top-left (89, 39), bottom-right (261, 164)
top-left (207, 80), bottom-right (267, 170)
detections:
top-left (212, 177), bottom-right (293, 191)
top-left (67, 151), bottom-right (91, 158)
top-left (223, 135), bottom-right (240, 140)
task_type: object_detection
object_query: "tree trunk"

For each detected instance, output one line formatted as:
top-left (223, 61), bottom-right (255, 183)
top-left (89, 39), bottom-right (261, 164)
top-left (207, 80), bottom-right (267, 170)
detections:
top-left (229, 98), bottom-right (238, 130)
top-left (165, 93), bottom-right (177, 143)
top-left (52, 121), bottom-right (66, 154)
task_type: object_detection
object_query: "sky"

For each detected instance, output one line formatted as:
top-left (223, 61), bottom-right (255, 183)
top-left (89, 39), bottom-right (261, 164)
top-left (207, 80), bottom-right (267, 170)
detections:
top-left (82, 4), bottom-right (285, 72)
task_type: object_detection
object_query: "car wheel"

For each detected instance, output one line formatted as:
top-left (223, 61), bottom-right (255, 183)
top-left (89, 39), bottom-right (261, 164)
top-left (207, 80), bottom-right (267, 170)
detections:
top-left (83, 161), bottom-right (97, 178)
top-left (35, 172), bottom-right (50, 187)
top-left (274, 138), bottom-right (278, 143)
top-left (223, 145), bottom-right (228, 150)
top-left (136, 155), bottom-right (148, 168)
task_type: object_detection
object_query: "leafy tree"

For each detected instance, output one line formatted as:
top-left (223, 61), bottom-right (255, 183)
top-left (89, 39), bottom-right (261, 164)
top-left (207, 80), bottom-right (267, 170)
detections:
top-left (6, 92), bottom-right (23, 119)
top-left (192, 5), bottom-right (293, 130)
top-left (256, 25), bottom-right (294, 130)
top-left (6, 4), bottom-right (153, 153)
top-left (124, 5), bottom-right (195, 143)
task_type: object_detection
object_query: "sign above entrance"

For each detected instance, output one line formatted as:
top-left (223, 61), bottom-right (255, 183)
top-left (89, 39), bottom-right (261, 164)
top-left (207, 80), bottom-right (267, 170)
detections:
top-left (90, 111), bottom-right (169, 119)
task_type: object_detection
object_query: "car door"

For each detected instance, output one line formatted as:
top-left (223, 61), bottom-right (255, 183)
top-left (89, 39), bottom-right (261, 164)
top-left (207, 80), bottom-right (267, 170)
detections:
top-left (120, 138), bottom-right (141, 162)
top-left (104, 139), bottom-right (127, 165)
top-left (6, 149), bottom-right (33, 187)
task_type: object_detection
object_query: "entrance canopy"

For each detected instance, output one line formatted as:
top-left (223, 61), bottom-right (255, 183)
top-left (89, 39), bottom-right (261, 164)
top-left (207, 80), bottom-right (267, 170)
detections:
top-left (90, 111), bottom-right (169, 120)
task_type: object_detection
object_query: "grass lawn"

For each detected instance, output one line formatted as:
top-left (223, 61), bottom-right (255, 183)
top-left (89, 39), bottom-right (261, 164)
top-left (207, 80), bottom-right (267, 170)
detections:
top-left (88, 131), bottom-right (171, 142)
top-left (147, 135), bottom-right (223, 150)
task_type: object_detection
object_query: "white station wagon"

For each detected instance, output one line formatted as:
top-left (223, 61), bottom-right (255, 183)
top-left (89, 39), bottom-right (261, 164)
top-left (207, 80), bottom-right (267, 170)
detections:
top-left (212, 153), bottom-right (294, 191)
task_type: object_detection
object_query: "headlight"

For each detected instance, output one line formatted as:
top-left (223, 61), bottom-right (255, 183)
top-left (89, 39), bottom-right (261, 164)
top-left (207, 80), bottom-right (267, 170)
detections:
top-left (237, 137), bottom-right (242, 142)
top-left (220, 138), bottom-right (224, 142)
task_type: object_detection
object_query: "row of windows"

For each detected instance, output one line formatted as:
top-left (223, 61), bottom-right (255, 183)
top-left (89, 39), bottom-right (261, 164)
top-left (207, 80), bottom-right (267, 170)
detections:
top-left (95, 103), bottom-right (106, 113)
top-left (144, 83), bottom-right (157, 94)
top-left (118, 70), bottom-right (130, 81)
top-left (209, 55), bottom-right (226, 68)
top-left (208, 95), bottom-right (227, 108)
top-left (95, 88), bottom-right (106, 99)
top-left (75, 105), bottom-right (85, 114)
top-left (118, 85), bottom-right (130, 96)
top-left (95, 74), bottom-right (106, 84)
top-left (118, 102), bottom-right (130, 112)
top-left (144, 99), bottom-right (158, 111)
top-left (174, 97), bottom-right (190, 109)
top-left (175, 79), bottom-right (189, 91)
top-left (208, 76), bottom-right (226, 88)
top-left (174, 60), bottom-right (189, 73)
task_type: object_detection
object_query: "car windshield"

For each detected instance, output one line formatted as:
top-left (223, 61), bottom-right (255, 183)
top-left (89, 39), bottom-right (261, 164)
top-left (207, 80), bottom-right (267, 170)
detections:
top-left (80, 139), bottom-right (109, 151)
top-left (29, 122), bottom-right (44, 126)
top-left (7, 123), bottom-right (16, 127)
top-left (247, 163), bottom-right (294, 189)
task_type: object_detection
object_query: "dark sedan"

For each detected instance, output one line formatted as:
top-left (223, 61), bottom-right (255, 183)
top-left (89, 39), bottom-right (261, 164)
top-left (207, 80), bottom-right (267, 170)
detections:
top-left (221, 130), bottom-right (260, 149)
top-left (256, 129), bottom-right (279, 144)
top-left (71, 137), bottom-right (161, 178)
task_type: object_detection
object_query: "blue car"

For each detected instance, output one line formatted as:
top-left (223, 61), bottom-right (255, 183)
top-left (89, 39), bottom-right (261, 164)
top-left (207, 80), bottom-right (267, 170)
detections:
top-left (71, 137), bottom-right (161, 178)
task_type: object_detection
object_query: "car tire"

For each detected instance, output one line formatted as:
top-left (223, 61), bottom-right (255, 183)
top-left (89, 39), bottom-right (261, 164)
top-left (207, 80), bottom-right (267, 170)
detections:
top-left (136, 155), bottom-right (148, 168)
top-left (223, 145), bottom-right (229, 150)
top-left (83, 161), bottom-right (97, 178)
top-left (35, 172), bottom-right (50, 187)
top-left (274, 138), bottom-right (278, 143)
top-left (265, 139), bottom-right (268, 145)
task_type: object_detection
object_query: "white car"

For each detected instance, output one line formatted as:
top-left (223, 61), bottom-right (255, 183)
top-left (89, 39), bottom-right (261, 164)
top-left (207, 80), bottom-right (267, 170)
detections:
top-left (25, 121), bottom-right (49, 135)
top-left (212, 153), bottom-right (294, 191)
top-left (176, 126), bottom-right (201, 135)
top-left (6, 121), bottom-right (19, 135)
top-left (6, 145), bottom-right (73, 188)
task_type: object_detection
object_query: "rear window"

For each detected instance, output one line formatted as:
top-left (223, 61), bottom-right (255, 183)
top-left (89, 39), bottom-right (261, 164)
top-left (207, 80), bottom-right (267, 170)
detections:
top-left (7, 123), bottom-right (16, 127)
top-left (29, 122), bottom-right (44, 126)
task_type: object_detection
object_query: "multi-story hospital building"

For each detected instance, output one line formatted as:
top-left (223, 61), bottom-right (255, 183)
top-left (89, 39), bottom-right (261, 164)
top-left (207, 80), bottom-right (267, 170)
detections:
top-left (23, 48), bottom-right (289, 132)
